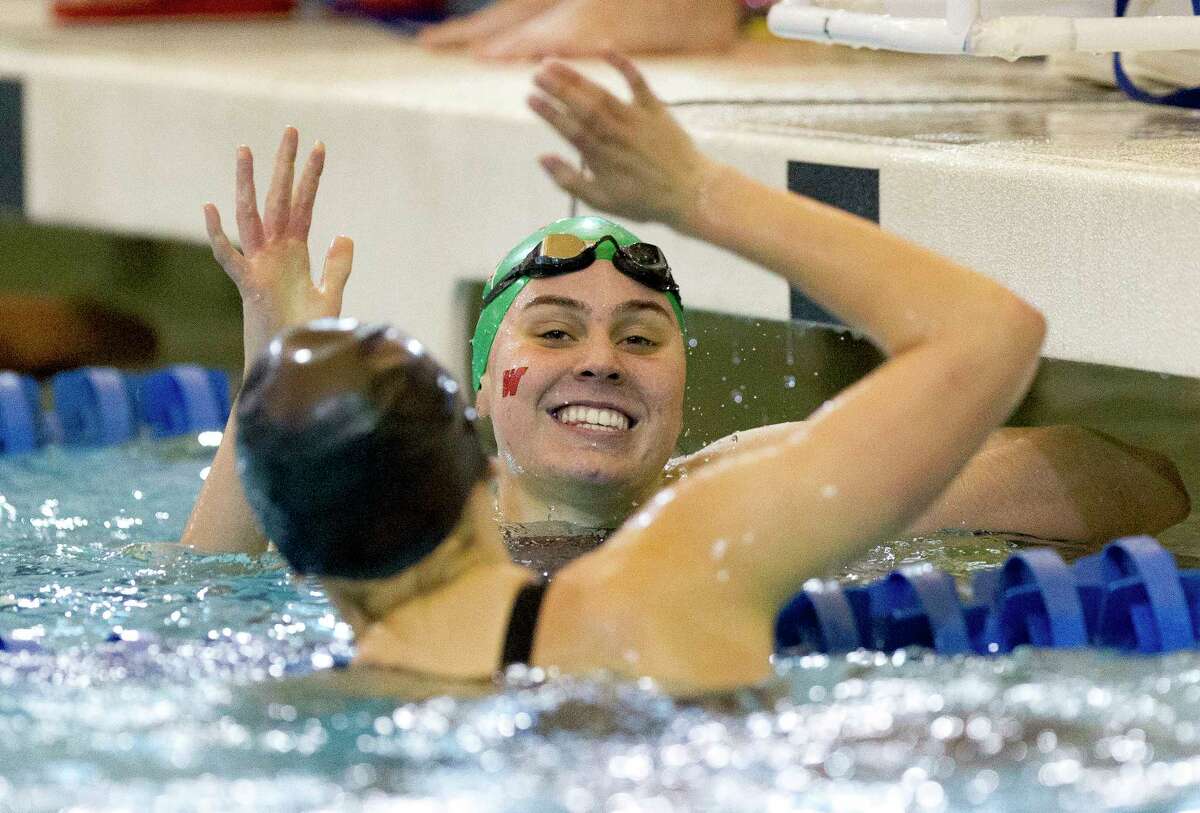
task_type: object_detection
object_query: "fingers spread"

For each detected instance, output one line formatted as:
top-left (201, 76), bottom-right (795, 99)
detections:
top-left (321, 236), bottom-right (354, 301)
top-left (288, 141), bottom-right (326, 241)
top-left (235, 145), bottom-right (265, 256)
top-left (263, 126), bottom-right (299, 239)
top-left (203, 203), bottom-right (246, 283)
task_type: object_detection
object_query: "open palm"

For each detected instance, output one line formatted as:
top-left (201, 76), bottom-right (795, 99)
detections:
top-left (203, 127), bottom-right (354, 367)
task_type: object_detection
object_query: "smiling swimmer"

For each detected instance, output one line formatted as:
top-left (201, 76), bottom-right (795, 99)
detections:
top-left (471, 217), bottom-right (686, 395)
top-left (470, 217), bottom-right (692, 559)
top-left (470, 217), bottom-right (696, 561)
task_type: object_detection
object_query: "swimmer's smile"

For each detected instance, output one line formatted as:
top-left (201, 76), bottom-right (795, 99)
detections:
top-left (548, 401), bottom-right (637, 435)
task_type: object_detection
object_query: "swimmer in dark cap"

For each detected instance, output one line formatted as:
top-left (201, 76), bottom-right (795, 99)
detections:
top-left (236, 320), bottom-right (491, 584)
top-left (225, 112), bottom-right (1049, 687)
top-left (237, 283), bottom-right (1048, 688)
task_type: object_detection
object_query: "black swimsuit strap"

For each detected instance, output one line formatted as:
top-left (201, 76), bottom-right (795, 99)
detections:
top-left (501, 580), bottom-right (548, 668)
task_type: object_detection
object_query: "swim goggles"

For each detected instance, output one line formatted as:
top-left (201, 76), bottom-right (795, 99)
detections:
top-left (481, 233), bottom-right (681, 307)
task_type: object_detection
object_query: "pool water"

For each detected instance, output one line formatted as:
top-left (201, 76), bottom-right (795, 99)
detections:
top-left (1, 439), bottom-right (1199, 812)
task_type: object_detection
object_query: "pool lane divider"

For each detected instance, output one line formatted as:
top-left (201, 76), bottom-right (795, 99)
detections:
top-left (3, 536), bottom-right (1196, 661)
top-left (0, 365), bottom-right (230, 454)
top-left (0, 372), bottom-right (41, 454)
top-left (6, 370), bottom-right (1198, 661)
top-left (775, 535), bottom-right (1200, 656)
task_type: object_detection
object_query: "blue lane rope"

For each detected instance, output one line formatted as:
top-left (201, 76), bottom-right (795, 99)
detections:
top-left (1113, 0), bottom-right (1200, 107)
top-left (0, 372), bottom-right (40, 454)
top-left (876, 565), bottom-right (974, 654)
top-left (989, 548), bottom-right (1089, 651)
top-left (776, 536), bottom-right (1200, 656)
top-left (136, 366), bottom-right (229, 439)
top-left (0, 365), bottom-right (231, 455)
top-left (1094, 536), bottom-right (1196, 652)
top-left (52, 368), bottom-right (136, 447)
top-left (4, 536), bottom-right (1196, 662)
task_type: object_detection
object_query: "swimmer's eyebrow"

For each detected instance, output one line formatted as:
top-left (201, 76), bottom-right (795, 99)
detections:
top-left (522, 296), bottom-right (672, 322)
top-left (522, 295), bottom-right (590, 314)
top-left (614, 300), bottom-right (673, 322)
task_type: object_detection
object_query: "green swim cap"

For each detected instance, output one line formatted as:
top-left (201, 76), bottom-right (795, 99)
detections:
top-left (470, 216), bottom-right (686, 391)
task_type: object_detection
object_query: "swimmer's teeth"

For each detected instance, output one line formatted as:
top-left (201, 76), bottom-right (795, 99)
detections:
top-left (555, 405), bottom-right (629, 431)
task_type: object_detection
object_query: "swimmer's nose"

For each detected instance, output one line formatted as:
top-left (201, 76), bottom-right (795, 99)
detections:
top-left (574, 338), bottom-right (624, 384)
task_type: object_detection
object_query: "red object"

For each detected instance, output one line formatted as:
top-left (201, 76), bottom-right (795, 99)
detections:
top-left (502, 367), bottom-right (529, 398)
top-left (53, 0), bottom-right (296, 23)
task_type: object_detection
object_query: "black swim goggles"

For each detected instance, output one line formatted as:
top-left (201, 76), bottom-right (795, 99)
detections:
top-left (481, 233), bottom-right (681, 307)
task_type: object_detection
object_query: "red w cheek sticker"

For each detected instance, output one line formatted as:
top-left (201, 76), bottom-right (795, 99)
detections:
top-left (502, 366), bottom-right (529, 398)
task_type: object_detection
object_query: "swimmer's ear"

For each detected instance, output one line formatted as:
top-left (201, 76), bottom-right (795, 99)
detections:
top-left (474, 373), bottom-right (493, 418)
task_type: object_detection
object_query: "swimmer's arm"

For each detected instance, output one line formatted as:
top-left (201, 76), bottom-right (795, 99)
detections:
top-left (557, 313), bottom-right (1044, 685)
top-left (180, 128), bottom-right (353, 555)
top-left (179, 406), bottom-right (270, 554)
top-left (531, 57), bottom-right (1042, 674)
top-left (908, 425), bottom-right (1190, 542)
top-left (672, 424), bottom-right (1191, 541)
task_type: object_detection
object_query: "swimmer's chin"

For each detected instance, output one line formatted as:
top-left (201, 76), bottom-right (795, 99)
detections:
top-left (545, 463), bottom-right (637, 487)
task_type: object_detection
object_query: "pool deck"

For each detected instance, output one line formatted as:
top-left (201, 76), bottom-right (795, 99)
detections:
top-left (2, 1), bottom-right (1199, 376)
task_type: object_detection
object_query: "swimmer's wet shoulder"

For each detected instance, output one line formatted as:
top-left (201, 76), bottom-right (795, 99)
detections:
top-left (531, 538), bottom-right (777, 688)
top-left (348, 557), bottom-right (540, 681)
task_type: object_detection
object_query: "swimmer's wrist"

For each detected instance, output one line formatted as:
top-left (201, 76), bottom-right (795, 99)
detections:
top-left (671, 158), bottom-right (729, 238)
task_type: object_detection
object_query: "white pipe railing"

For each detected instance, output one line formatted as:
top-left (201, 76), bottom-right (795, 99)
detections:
top-left (768, 0), bottom-right (1200, 57)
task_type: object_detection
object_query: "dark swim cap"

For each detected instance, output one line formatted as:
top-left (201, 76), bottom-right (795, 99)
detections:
top-left (236, 319), bottom-right (489, 580)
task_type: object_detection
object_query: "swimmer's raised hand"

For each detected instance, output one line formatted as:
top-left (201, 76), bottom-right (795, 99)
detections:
top-left (203, 127), bottom-right (354, 369)
top-left (529, 54), bottom-right (716, 229)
